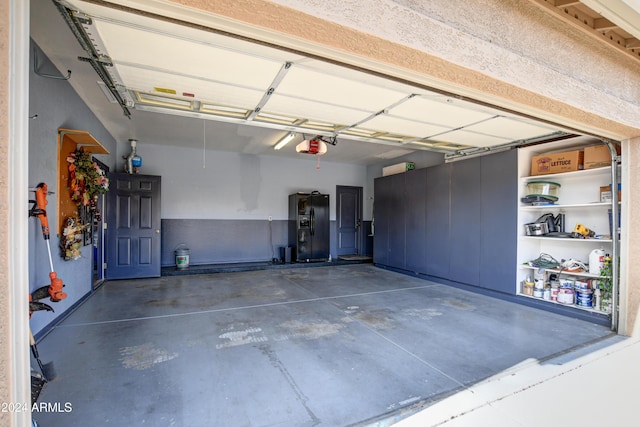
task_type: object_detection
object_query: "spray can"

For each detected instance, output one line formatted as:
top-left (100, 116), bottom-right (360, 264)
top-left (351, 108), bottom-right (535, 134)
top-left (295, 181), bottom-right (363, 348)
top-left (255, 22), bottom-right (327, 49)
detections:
top-left (594, 288), bottom-right (602, 311)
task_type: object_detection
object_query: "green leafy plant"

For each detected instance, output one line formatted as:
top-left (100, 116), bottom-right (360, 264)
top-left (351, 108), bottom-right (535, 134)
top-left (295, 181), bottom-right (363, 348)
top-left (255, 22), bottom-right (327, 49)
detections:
top-left (598, 254), bottom-right (613, 312)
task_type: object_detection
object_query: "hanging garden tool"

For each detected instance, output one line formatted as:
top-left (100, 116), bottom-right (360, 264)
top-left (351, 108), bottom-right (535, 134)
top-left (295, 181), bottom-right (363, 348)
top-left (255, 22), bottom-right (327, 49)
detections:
top-left (28, 182), bottom-right (61, 382)
top-left (29, 182), bottom-right (67, 303)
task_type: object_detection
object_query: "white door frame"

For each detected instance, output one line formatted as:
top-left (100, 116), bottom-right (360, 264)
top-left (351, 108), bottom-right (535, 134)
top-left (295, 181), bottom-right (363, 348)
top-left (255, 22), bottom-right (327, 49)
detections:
top-left (9, 0), bottom-right (32, 425)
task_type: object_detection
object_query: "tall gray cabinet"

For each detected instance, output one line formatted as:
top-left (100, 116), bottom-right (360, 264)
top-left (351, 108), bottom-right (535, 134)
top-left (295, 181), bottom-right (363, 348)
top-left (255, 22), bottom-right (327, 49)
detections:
top-left (373, 149), bottom-right (518, 295)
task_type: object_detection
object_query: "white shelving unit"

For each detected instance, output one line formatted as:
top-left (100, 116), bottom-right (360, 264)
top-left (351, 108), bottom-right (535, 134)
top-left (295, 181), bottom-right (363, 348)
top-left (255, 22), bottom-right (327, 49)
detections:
top-left (516, 137), bottom-right (619, 318)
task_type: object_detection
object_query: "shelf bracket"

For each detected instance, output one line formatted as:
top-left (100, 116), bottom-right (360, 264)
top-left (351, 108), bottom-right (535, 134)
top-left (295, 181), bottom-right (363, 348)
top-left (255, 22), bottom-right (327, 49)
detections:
top-left (33, 49), bottom-right (71, 80)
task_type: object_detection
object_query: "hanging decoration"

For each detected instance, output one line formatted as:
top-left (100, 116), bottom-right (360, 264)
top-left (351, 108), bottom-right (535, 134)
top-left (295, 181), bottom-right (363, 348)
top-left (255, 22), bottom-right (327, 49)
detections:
top-left (60, 216), bottom-right (86, 261)
top-left (66, 147), bottom-right (109, 221)
top-left (62, 148), bottom-right (109, 260)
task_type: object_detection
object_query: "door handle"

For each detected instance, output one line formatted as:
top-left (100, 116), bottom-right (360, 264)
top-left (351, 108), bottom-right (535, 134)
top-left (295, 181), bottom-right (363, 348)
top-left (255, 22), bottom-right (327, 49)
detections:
top-left (310, 208), bottom-right (315, 236)
top-left (155, 229), bottom-right (160, 234)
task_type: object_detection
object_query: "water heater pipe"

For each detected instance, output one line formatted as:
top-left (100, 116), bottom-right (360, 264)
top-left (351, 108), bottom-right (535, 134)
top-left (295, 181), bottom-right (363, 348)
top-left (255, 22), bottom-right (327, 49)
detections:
top-left (124, 139), bottom-right (137, 174)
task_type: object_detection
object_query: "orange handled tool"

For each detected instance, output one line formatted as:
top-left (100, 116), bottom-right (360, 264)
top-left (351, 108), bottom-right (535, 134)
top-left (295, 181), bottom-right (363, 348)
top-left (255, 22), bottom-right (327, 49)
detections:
top-left (34, 183), bottom-right (50, 239)
top-left (30, 183), bottom-right (67, 302)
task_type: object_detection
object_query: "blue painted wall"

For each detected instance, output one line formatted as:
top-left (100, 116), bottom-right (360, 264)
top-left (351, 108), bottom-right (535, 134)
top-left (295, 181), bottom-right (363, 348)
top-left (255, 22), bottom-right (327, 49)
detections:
top-left (161, 219), bottom-right (374, 266)
top-left (28, 42), bottom-right (117, 335)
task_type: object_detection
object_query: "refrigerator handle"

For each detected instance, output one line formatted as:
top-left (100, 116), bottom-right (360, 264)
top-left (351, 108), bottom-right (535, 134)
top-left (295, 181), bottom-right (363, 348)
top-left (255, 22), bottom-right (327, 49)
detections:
top-left (310, 207), bottom-right (315, 236)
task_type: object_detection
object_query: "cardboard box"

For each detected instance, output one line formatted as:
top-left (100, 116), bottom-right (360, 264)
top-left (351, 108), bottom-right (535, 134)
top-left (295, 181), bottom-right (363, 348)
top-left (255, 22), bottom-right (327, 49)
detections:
top-left (382, 162), bottom-right (415, 176)
top-left (530, 150), bottom-right (583, 176)
top-left (584, 145), bottom-right (619, 169)
top-left (600, 185), bottom-right (612, 203)
top-left (600, 184), bottom-right (621, 202)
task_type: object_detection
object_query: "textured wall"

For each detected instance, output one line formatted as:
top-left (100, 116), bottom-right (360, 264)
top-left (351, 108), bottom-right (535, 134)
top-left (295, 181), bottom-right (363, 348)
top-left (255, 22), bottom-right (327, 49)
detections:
top-left (624, 138), bottom-right (640, 335)
top-left (0, 0), bottom-right (11, 422)
top-left (271, 0), bottom-right (640, 132)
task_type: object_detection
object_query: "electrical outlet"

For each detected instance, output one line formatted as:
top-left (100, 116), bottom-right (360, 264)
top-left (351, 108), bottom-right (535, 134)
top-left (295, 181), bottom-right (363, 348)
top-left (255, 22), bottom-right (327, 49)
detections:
top-left (268, 216), bottom-right (272, 221)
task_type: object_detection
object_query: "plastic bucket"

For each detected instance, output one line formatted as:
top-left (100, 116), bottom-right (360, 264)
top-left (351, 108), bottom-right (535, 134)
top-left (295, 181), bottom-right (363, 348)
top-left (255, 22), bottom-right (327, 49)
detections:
top-left (175, 246), bottom-right (190, 269)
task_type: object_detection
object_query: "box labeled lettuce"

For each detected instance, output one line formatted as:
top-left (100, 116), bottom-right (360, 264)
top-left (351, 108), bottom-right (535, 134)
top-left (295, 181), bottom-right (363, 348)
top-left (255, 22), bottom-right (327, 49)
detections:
top-left (530, 149), bottom-right (583, 176)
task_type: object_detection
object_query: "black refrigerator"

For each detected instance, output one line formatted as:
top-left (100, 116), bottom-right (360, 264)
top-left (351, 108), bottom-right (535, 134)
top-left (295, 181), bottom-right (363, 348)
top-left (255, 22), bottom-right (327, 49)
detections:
top-left (289, 192), bottom-right (330, 262)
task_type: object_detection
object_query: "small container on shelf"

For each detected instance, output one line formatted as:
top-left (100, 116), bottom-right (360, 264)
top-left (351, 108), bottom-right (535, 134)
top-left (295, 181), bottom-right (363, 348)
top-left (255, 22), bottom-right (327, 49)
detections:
top-left (557, 287), bottom-right (575, 304)
top-left (521, 277), bottom-right (534, 296)
top-left (526, 181), bottom-right (561, 199)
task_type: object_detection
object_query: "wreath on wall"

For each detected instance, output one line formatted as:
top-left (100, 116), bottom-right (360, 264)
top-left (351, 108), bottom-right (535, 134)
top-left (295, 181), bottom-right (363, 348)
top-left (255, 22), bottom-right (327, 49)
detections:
top-left (61, 148), bottom-right (109, 260)
top-left (61, 216), bottom-right (86, 261)
top-left (67, 148), bottom-right (109, 216)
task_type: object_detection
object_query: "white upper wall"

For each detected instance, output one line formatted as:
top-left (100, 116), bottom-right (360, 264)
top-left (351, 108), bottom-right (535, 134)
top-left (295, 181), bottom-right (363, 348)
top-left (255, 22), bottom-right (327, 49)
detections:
top-left (136, 142), bottom-right (369, 220)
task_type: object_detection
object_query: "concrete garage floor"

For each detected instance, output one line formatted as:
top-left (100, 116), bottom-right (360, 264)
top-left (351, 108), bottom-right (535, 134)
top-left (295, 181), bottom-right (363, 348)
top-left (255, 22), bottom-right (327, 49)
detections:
top-left (33, 264), bottom-right (612, 426)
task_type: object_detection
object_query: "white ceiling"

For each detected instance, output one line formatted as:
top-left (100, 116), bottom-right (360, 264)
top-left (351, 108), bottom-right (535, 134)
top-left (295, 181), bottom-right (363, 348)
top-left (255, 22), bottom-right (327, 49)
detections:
top-left (31, 0), bottom-right (575, 165)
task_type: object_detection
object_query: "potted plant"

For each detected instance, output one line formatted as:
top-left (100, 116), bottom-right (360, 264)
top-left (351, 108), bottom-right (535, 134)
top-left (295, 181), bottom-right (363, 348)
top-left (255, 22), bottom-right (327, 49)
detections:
top-left (597, 254), bottom-right (613, 313)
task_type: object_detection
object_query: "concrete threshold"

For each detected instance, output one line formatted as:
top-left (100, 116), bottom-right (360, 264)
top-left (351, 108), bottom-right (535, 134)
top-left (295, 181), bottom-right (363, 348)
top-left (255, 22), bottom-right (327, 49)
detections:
top-left (389, 334), bottom-right (634, 427)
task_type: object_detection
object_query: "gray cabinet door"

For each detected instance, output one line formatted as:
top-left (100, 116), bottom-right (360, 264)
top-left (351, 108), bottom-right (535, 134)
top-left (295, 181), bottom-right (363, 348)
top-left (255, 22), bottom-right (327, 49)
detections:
top-left (480, 150), bottom-right (518, 293)
top-left (373, 176), bottom-right (391, 265)
top-left (449, 158), bottom-right (482, 286)
top-left (387, 173), bottom-right (406, 269)
top-left (426, 164), bottom-right (451, 278)
top-left (405, 168), bottom-right (427, 273)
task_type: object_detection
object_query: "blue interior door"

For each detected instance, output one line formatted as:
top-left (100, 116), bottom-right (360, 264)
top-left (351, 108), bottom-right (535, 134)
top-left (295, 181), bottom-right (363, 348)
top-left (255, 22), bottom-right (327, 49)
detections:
top-left (106, 173), bottom-right (161, 279)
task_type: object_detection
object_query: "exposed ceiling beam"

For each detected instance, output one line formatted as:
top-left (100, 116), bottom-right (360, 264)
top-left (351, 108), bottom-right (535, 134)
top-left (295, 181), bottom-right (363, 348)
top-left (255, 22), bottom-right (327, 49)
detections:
top-left (581, 0), bottom-right (640, 39)
top-left (626, 38), bottom-right (640, 48)
top-left (593, 17), bottom-right (617, 31)
top-left (530, 0), bottom-right (640, 64)
top-left (554, 0), bottom-right (582, 6)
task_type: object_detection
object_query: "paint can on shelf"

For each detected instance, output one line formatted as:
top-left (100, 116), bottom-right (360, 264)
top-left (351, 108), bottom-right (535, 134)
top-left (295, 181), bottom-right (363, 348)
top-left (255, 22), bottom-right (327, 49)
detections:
top-left (557, 288), bottom-right (575, 305)
top-left (559, 278), bottom-right (575, 289)
top-left (576, 289), bottom-right (594, 308)
top-left (574, 280), bottom-right (590, 291)
top-left (533, 287), bottom-right (544, 298)
top-left (533, 270), bottom-right (545, 290)
top-left (175, 244), bottom-right (190, 269)
top-left (550, 283), bottom-right (559, 301)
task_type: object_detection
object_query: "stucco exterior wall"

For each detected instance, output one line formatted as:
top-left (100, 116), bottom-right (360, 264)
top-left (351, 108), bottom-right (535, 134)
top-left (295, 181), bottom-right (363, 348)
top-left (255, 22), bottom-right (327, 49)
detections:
top-left (624, 138), bottom-right (640, 336)
top-left (272, 0), bottom-right (640, 133)
top-left (0, 0), bottom-right (11, 424)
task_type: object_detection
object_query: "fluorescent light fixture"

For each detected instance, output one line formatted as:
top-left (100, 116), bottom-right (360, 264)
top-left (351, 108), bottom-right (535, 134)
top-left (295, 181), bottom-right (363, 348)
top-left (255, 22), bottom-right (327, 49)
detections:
top-left (274, 132), bottom-right (296, 150)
